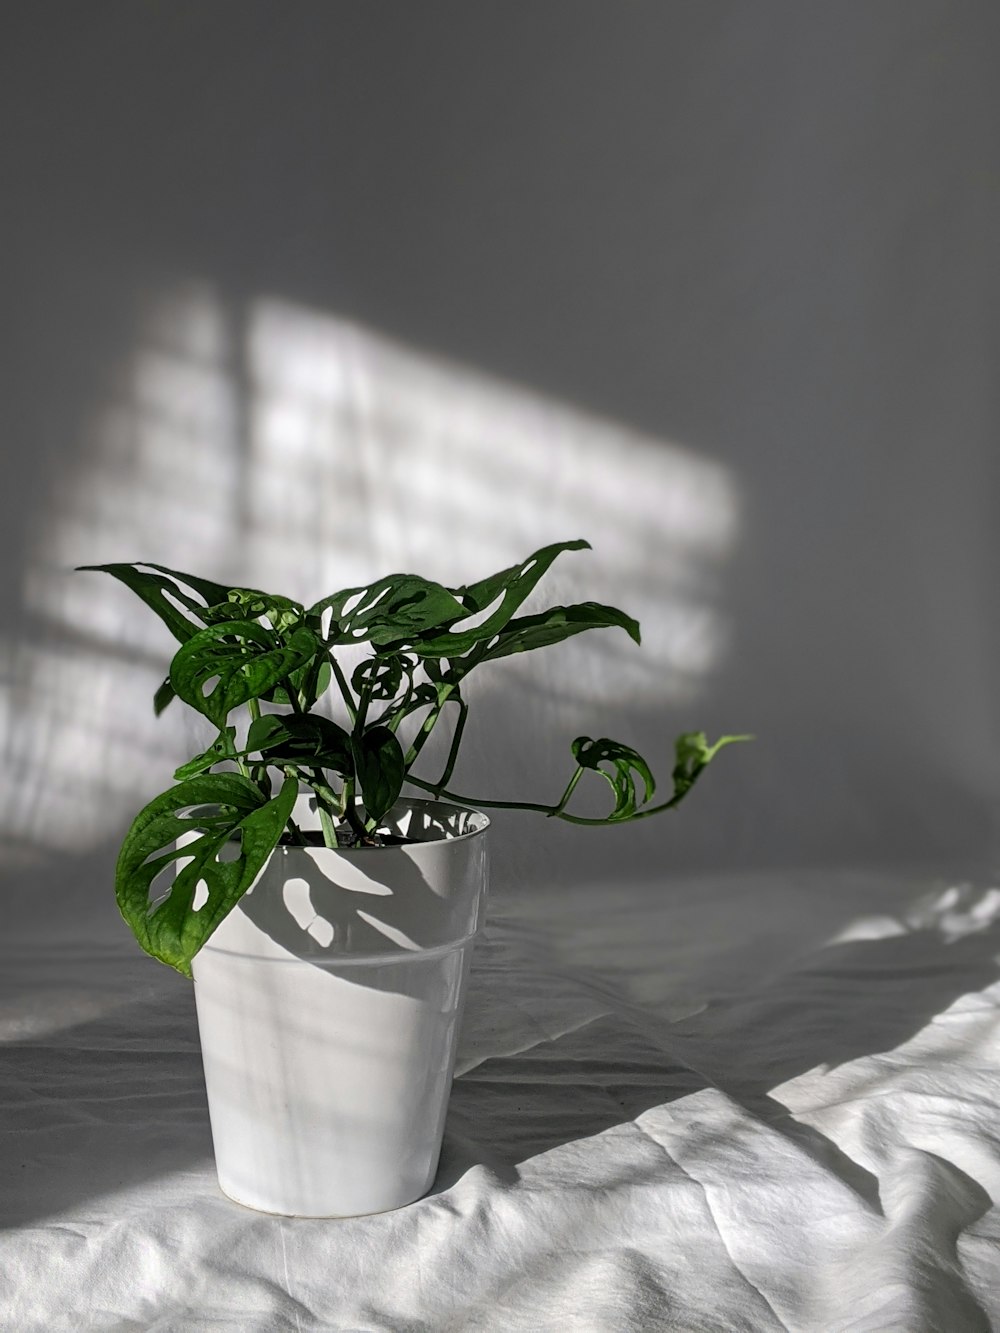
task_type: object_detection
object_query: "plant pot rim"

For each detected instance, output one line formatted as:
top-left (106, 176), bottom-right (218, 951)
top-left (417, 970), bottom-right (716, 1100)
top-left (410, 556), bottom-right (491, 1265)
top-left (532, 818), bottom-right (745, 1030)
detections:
top-left (291, 794), bottom-right (490, 853)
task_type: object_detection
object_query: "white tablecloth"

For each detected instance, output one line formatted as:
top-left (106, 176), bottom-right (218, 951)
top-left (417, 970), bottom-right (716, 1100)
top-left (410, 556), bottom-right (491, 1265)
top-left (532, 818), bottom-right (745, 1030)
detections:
top-left (2, 867), bottom-right (999, 1331)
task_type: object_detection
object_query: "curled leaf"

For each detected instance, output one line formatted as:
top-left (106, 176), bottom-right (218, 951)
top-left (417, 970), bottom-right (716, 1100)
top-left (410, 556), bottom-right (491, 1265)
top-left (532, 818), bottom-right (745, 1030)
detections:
top-left (670, 731), bottom-right (753, 804)
top-left (571, 735), bottom-right (656, 820)
top-left (352, 655), bottom-right (409, 701)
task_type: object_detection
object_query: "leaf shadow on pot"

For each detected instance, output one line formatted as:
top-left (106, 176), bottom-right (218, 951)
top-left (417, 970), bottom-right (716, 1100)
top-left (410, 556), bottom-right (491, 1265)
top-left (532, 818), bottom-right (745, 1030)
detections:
top-left (231, 840), bottom-right (482, 1002)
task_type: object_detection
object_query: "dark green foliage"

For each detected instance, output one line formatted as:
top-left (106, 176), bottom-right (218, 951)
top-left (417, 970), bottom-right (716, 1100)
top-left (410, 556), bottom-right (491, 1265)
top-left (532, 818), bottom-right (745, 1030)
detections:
top-left (245, 714), bottom-right (353, 774)
top-left (79, 541), bottom-right (749, 973)
top-left (169, 621), bottom-right (318, 728)
top-left (114, 774), bottom-right (297, 977)
top-left (352, 726), bottom-right (406, 825)
top-left (311, 575), bottom-right (465, 648)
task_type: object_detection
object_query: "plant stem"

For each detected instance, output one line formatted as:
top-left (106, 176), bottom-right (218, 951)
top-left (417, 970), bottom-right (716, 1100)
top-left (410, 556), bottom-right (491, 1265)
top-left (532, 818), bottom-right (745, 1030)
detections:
top-left (403, 682), bottom-right (456, 767)
top-left (317, 804), bottom-right (338, 848)
top-left (550, 765), bottom-right (584, 816)
top-left (403, 774), bottom-right (557, 816)
top-left (432, 697), bottom-right (467, 794)
top-left (341, 777), bottom-right (368, 840)
top-left (308, 768), bottom-right (342, 849)
top-left (402, 772), bottom-right (680, 825)
top-left (329, 653), bottom-right (357, 725)
top-left (380, 660), bottom-right (415, 733)
top-left (278, 764), bottom-right (305, 844)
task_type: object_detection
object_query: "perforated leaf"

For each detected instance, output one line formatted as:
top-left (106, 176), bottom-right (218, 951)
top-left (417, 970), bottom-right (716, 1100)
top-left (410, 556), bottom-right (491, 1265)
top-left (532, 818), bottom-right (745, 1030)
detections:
top-left (414, 539), bottom-right (591, 657)
top-left (311, 577), bottom-right (465, 648)
top-left (76, 563), bottom-right (225, 644)
top-left (572, 736), bottom-right (656, 820)
top-left (352, 655), bottom-right (408, 701)
top-left (115, 773), bottom-right (297, 975)
top-left (202, 588), bottom-right (305, 633)
top-left (476, 601), bottom-right (640, 664)
top-left (169, 621), bottom-right (319, 727)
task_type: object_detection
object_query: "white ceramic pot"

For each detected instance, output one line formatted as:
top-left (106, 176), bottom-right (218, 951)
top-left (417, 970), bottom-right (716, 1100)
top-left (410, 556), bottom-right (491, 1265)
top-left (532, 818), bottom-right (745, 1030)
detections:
top-left (191, 795), bottom-right (489, 1217)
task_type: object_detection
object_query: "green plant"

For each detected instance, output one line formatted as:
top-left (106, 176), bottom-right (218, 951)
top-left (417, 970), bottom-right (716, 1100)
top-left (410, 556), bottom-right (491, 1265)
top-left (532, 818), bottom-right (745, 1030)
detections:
top-left (80, 540), bottom-right (749, 975)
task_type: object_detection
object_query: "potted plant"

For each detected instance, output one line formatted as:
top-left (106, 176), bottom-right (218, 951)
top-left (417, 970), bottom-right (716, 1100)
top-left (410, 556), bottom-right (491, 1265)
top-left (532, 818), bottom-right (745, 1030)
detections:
top-left (80, 539), bottom-right (747, 1217)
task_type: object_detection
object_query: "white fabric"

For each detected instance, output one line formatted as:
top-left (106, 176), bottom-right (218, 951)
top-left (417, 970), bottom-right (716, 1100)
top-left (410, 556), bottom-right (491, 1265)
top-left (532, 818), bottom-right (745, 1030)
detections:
top-left (3, 869), bottom-right (998, 1331)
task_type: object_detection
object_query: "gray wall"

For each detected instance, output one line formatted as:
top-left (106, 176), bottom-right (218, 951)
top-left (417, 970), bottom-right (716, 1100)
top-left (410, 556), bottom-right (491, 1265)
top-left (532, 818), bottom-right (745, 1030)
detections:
top-left (2, 1), bottom-right (998, 931)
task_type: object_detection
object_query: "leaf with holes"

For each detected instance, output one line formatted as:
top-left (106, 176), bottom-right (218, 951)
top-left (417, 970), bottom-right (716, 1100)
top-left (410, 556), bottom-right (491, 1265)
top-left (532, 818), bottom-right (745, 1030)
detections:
top-left (413, 539), bottom-right (591, 658)
top-left (310, 576), bottom-right (466, 648)
top-left (245, 713), bottom-right (353, 774)
top-left (352, 726), bottom-right (405, 824)
top-left (202, 588), bottom-right (305, 633)
top-left (76, 563), bottom-right (228, 644)
top-left (115, 773), bottom-right (297, 975)
top-left (169, 620), bottom-right (319, 727)
top-left (140, 563), bottom-right (239, 609)
top-left (473, 601), bottom-right (640, 666)
top-left (571, 736), bottom-right (656, 821)
top-left (352, 654), bottom-right (409, 701)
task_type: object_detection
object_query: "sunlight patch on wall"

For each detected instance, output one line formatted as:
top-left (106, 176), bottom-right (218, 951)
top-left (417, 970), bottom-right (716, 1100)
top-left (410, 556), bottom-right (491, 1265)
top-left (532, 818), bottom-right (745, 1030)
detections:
top-left (4, 283), bottom-right (739, 853)
top-left (244, 299), bottom-right (739, 716)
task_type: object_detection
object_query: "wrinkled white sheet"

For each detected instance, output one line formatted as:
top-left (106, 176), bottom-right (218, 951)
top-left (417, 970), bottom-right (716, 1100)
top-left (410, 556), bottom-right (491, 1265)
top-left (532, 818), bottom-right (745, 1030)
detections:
top-left (2, 868), bottom-right (999, 1331)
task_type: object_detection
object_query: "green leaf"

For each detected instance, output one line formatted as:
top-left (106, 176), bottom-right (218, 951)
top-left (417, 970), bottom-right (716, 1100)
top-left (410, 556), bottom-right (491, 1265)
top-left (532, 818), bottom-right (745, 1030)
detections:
top-left (352, 654), bottom-right (407, 701)
top-left (141, 564), bottom-right (235, 608)
top-left (76, 563), bottom-right (302, 647)
top-left (267, 657), bottom-right (332, 710)
top-left (245, 713), bottom-right (353, 774)
top-left (311, 576), bottom-right (466, 649)
top-left (76, 563), bottom-right (217, 644)
top-left (173, 727), bottom-right (238, 780)
top-left (414, 539), bottom-right (592, 657)
top-left (169, 621), bottom-right (319, 727)
top-left (670, 731), bottom-right (753, 805)
top-left (246, 714), bottom-right (289, 753)
top-left (202, 588), bottom-right (305, 634)
top-left (153, 677), bottom-right (176, 716)
top-left (352, 726), bottom-right (405, 824)
top-left (476, 601), bottom-right (640, 664)
top-left (115, 773), bottom-right (297, 975)
top-left (572, 735), bottom-right (656, 820)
